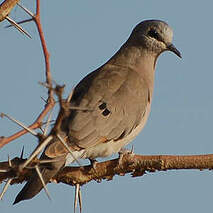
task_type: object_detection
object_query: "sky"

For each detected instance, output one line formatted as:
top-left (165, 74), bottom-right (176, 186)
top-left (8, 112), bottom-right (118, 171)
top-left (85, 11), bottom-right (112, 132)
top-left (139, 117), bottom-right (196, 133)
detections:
top-left (1, 0), bottom-right (213, 212)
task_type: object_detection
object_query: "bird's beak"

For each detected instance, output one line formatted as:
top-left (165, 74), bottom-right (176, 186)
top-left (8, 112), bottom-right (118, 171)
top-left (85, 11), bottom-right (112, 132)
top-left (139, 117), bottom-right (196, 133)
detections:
top-left (167, 43), bottom-right (182, 58)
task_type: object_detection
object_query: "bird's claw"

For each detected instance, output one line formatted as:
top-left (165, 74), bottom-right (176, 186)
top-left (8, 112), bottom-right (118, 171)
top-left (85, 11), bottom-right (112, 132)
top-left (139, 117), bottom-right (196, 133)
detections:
top-left (118, 146), bottom-right (135, 166)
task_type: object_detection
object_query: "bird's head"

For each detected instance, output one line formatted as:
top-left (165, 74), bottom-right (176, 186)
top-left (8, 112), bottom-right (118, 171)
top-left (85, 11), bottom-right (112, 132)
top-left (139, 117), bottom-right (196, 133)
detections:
top-left (129, 20), bottom-right (181, 58)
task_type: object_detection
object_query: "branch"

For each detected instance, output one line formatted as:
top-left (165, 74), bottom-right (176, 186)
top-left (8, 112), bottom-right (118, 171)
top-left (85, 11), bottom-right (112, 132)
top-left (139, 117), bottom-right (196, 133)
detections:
top-left (1, 153), bottom-right (213, 186)
top-left (34, 0), bottom-right (52, 92)
top-left (0, 0), bottom-right (55, 148)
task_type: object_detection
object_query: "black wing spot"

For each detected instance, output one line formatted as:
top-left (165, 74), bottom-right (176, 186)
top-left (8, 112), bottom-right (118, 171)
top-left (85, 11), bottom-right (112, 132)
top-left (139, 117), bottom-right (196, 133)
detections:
top-left (102, 108), bottom-right (110, 116)
top-left (99, 102), bottom-right (111, 116)
top-left (99, 102), bottom-right (107, 110)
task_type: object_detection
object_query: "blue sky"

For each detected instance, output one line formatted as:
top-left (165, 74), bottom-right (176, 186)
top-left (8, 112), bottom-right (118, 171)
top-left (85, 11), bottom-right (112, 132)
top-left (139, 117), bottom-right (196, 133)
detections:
top-left (1, 0), bottom-right (213, 212)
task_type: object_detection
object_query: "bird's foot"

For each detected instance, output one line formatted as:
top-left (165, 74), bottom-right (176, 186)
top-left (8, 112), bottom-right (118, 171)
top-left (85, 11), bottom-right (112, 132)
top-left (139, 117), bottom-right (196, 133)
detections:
top-left (89, 158), bottom-right (98, 170)
top-left (89, 159), bottom-right (102, 183)
top-left (118, 146), bottom-right (134, 167)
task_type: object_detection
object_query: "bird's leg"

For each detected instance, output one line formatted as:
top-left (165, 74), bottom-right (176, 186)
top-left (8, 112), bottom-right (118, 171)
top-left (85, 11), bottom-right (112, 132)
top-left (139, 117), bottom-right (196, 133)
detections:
top-left (88, 159), bottom-right (103, 183)
top-left (89, 158), bottom-right (98, 170)
top-left (118, 145), bottom-right (134, 166)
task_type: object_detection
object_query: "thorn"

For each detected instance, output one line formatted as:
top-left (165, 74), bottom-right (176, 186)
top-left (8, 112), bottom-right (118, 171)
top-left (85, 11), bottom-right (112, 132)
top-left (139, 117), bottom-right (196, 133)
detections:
top-left (0, 113), bottom-right (38, 137)
top-left (40, 120), bottom-right (55, 134)
top-left (40, 96), bottom-right (48, 103)
top-left (39, 127), bottom-right (45, 134)
top-left (0, 169), bottom-right (9, 173)
top-left (130, 145), bottom-right (134, 154)
top-left (5, 18), bottom-right (34, 28)
top-left (17, 3), bottom-right (34, 17)
top-left (38, 159), bottom-right (60, 164)
top-left (56, 134), bottom-right (81, 166)
top-left (20, 135), bottom-right (53, 170)
top-left (35, 165), bottom-right (51, 201)
top-left (44, 109), bottom-right (53, 136)
top-left (43, 120), bottom-right (55, 125)
top-left (20, 146), bottom-right (24, 159)
top-left (67, 89), bottom-right (74, 103)
top-left (38, 81), bottom-right (52, 90)
top-left (8, 155), bottom-right (12, 167)
top-left (74, 184), bottom-right (80, 213)
top-left (0, 178), bottom-right (12, 200)
top-left (5, 16), bottom-right (32, 38)
top-left (78, 186), bottom-right (82, 213)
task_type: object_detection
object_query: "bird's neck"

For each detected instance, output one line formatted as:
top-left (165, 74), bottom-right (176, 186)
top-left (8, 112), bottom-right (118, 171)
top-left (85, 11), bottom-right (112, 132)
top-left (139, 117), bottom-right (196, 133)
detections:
top-left (108, 43), bottom-right (158, 95)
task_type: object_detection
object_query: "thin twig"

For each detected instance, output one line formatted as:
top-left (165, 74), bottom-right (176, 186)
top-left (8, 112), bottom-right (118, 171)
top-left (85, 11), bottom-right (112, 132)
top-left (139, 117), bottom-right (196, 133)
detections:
top-left (0, 0), bottom-right (55, 149)
top-left (0, 99), bottom-right (54, 148)
top-left (34, 0), bottom-right (52, 94)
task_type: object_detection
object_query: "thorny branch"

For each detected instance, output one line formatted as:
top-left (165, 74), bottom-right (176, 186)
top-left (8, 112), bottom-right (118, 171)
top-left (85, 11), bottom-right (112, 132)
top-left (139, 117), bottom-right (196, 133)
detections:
top-left (0, 0), bottom-right (55, 148)
top-left (1, 153), bottom-right (213, 186)
top-left (1, 1), bottom-right (213, 212)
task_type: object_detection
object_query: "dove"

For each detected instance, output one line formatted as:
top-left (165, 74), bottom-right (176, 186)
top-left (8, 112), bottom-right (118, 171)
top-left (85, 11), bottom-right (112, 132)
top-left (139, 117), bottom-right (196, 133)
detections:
top-left (14, 19), bottom-right (181, 204)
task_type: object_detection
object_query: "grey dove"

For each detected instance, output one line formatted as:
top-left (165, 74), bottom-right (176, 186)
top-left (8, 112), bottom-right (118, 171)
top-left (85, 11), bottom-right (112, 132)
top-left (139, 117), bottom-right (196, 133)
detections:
top-left (14, 19), bottom-right (181, 204)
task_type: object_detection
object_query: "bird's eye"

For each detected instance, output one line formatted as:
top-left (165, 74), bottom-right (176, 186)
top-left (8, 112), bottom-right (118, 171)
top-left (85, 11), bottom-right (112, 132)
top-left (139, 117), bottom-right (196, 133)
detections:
top-left (147, 29), bottom-right (160, 40)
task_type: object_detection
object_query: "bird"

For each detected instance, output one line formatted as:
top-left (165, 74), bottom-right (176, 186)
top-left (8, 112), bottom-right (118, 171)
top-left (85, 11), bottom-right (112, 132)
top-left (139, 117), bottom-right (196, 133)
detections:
top-left (14, 19), bottom-right (181, 204)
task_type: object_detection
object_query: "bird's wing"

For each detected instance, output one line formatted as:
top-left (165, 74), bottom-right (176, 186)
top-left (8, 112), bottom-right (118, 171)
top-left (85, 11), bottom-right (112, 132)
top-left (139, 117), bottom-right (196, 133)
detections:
top-left (45, 64), bottom-right (149, 158)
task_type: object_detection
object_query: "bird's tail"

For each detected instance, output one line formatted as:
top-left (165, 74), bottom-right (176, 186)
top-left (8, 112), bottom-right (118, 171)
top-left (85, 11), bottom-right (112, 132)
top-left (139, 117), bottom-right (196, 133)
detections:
top-left (13, 156), bottom-right (65, 204)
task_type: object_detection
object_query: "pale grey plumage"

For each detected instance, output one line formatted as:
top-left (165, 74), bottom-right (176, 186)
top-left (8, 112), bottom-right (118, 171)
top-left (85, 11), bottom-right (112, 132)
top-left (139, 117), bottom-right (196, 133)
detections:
top-left (14, 19), bottom-right (181, 204)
